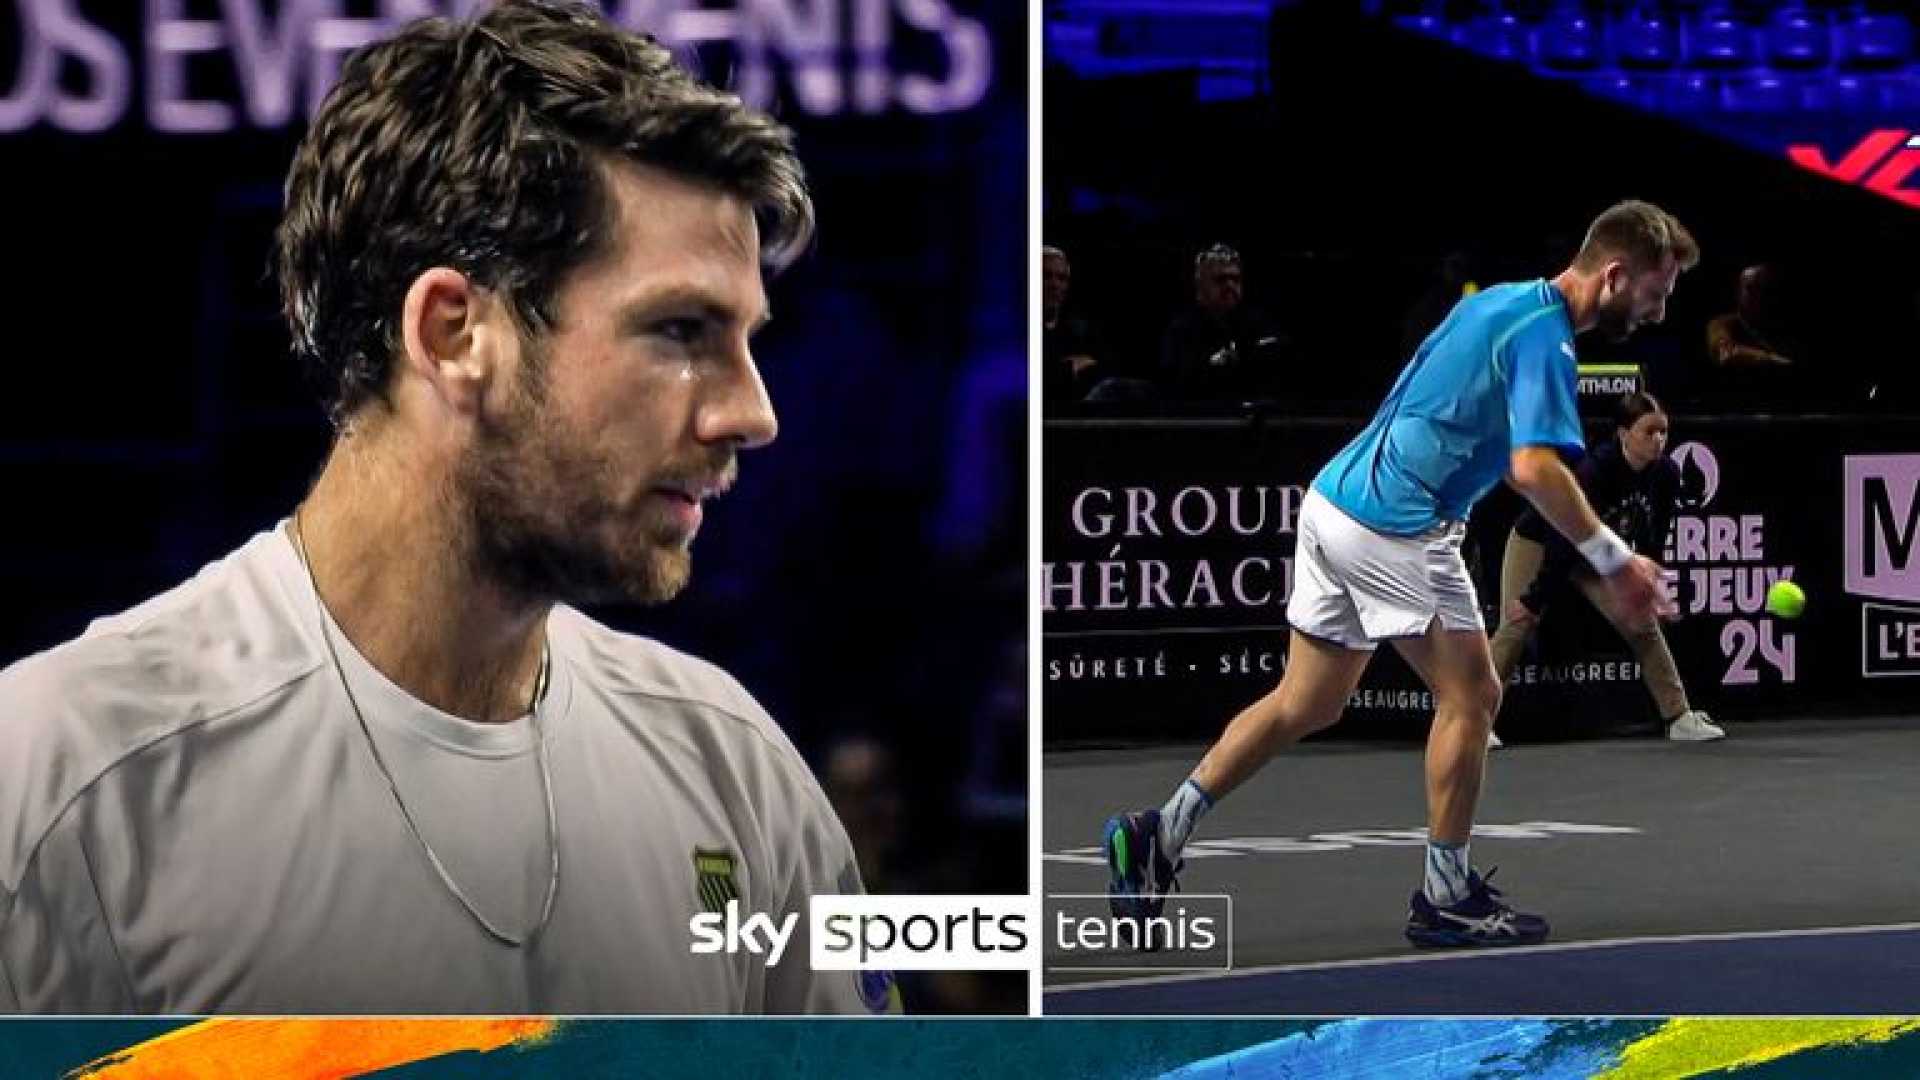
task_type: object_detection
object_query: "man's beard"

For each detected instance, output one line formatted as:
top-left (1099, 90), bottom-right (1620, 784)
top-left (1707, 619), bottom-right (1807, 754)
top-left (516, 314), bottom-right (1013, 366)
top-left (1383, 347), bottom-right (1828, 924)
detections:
top-left (452, 368), bottom-right (724, 609)
top-left (1596, 297), bottom-right (1635, 342)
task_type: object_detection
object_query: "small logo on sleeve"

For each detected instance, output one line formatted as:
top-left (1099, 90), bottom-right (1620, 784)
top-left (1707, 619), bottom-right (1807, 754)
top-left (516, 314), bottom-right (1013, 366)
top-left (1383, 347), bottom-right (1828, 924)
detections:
top-left (693, 848), bottom-right (740, 914)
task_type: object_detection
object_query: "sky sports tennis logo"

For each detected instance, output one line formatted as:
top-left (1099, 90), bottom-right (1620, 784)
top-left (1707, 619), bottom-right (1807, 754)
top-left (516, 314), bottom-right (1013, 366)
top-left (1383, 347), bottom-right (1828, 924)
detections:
top-left (688, 896), bottom-right (1035, 970)
top-left (687, 894), bottom-right (1233, 974)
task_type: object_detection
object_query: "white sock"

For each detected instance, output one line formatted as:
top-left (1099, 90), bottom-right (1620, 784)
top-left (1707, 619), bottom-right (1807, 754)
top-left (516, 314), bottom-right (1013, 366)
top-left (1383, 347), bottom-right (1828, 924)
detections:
top-left (1424, 840), bottom-right (1472, 906)
top-left (1157, 778), bottom-right (1214, 860)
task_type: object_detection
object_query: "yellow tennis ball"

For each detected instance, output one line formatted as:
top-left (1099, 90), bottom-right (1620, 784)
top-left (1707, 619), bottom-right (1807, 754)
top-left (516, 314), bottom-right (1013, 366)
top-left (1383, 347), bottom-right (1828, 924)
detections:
top-left (1766, 580), bottom-right (1806, 619)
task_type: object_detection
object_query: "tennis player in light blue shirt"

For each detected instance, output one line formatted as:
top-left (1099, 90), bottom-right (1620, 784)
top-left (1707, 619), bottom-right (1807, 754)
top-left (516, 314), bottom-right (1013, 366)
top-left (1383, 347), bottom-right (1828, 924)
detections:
top-left (1318, 278), bottom-right (1585, 536)
top-left (1106, 201), bottom-right (1695, 949)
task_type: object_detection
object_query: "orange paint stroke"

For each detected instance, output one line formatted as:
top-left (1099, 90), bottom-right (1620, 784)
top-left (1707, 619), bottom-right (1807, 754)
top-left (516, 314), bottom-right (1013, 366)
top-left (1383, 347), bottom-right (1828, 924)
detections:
top-left (68, 1018), bottom-right (556, 1080)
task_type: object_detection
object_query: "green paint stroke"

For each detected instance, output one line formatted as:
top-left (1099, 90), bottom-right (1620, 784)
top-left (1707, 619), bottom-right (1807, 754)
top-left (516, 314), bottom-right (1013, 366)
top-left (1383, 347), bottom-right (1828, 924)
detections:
top-left (1597, 1018), bottom-right (1920, 1080)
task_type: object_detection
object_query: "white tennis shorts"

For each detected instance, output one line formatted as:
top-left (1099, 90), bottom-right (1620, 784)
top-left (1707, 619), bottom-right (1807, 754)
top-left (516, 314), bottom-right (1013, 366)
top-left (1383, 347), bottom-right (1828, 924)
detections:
top-left (1286, 487), bottom-right (1484, 651)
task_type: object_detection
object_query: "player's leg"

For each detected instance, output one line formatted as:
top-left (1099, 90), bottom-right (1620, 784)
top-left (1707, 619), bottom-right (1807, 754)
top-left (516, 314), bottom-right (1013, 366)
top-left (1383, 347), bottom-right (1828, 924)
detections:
top-left (1575, 573), bottom-right (1723, 741)
top-left (1165, 485), bottom-right (1380, 852)
top-left (1486, 529), bottom-right (1548, 746)
top-left (1103, 488), bottom-right (1373, 917)
top-left (1102, 630), bottom-right (1371, 920)
top-left (1189, 629), bottom-right (1374, 803)
top-left (1393, 565), bottom-right (1549, 947)
top-left (1393, 622), bottom-right (1502, 860)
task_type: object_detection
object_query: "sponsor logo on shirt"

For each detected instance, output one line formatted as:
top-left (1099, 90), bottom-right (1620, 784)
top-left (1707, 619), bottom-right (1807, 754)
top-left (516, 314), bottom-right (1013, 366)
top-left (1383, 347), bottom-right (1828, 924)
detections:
top-left (693, 848), bottom-right (740, 914)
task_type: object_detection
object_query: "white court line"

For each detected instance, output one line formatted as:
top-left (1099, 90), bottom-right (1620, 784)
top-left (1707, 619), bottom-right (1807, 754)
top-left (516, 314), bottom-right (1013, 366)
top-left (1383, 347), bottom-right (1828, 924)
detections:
top-left (1043, 921), bottom-right (1920, 994)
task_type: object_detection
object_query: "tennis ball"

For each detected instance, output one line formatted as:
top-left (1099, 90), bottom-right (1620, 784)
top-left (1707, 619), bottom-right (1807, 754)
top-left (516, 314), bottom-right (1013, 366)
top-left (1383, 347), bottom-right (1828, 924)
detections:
top-left (1766, 580), bottom-right (1806, 619)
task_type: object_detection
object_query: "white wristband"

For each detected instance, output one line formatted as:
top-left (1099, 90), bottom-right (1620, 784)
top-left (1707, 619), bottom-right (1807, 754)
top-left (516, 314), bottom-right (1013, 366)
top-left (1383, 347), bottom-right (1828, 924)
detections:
top-left (1577, 526), bottom-right (1634, 576)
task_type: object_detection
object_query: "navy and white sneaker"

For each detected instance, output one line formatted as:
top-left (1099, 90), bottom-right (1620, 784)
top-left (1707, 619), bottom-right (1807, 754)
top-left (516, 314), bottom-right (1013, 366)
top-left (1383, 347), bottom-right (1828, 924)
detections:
top-left (1405, 868), bottom-right (1549, 948)
top-left (1101, 809), bottom-right (1181, 930)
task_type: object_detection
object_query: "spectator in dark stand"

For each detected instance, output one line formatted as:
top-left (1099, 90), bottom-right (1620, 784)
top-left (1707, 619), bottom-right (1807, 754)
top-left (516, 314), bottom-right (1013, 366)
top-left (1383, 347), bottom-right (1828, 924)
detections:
top-left (1043, 245), bottom-right (1102, 411)
top-left (1705, 264), bottom-right (1792, 369)
top-left (1160, 244), bottom-right (1289, 403)
top-left (823, 736), bottom-right (904, 893)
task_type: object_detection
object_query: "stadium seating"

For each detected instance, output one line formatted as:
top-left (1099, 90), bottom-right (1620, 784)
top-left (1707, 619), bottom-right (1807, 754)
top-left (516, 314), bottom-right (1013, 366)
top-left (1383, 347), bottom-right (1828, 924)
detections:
top-left (1363, 1), bottom-right (1919, 114)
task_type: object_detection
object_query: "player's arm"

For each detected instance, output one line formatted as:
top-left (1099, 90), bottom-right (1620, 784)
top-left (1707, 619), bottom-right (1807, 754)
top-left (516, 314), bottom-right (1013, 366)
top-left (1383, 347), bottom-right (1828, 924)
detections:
top-left (1502, 313), bottom-right (1607, 548)
top-left (1509, 448), bottom-right (1670, 620)
top-left (1504, 321), bottom-right (1670, 620)
top-left (1509, 446), bottom-right (1605, 616)
top-left (1508, 447), bottom-right (1610, 554)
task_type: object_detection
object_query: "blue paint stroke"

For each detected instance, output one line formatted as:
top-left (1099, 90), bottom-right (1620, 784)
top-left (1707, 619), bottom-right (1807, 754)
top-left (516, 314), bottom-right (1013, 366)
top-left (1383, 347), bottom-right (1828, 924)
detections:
top-left (1159, 1019), bottom-right (1627, 1080)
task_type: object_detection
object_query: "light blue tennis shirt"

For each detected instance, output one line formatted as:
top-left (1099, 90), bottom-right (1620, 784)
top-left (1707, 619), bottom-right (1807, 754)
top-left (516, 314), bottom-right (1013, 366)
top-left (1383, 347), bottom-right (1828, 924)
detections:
top-left (1314, 279), bottom-right (1584, 536)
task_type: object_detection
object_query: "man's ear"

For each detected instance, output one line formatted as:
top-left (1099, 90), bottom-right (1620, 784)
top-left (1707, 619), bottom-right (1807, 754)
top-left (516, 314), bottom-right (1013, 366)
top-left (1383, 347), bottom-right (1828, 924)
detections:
top-left (1601, 259), bottom-right (1630, 298)
top-left (399, 267), bottom-right (496, 417)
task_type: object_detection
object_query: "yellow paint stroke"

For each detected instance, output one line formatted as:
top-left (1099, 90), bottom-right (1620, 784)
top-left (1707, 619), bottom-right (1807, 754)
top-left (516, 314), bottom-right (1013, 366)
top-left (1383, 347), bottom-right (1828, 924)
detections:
top-left (67, 1018), bottom-right (556, 1080)
top-left (1596, 1018), bottom-right (1920, 1080)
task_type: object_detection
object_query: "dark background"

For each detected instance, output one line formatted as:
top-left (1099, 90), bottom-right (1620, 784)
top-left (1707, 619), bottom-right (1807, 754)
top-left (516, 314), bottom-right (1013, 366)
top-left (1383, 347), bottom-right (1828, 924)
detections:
top-left (1044, 0), bottom-right (1920, 418)
top-left (0, 0), bottom-right (1026, 1013)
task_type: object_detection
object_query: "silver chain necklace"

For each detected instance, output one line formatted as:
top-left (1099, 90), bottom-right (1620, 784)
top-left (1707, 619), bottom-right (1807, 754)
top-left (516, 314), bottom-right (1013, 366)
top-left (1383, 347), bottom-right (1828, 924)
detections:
top-left (291, 515), bottom-right (560, 948)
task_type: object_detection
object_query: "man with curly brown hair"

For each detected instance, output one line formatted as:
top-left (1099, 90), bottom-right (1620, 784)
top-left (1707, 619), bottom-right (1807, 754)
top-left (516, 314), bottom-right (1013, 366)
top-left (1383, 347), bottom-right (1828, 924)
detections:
top-left (0, 1), bottom-right (889, 1015)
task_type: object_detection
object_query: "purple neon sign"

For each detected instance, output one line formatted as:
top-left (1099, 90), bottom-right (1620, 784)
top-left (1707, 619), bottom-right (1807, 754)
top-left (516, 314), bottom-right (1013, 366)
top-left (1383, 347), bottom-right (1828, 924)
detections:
top-left (0, 0), bottom-right (994, 133)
